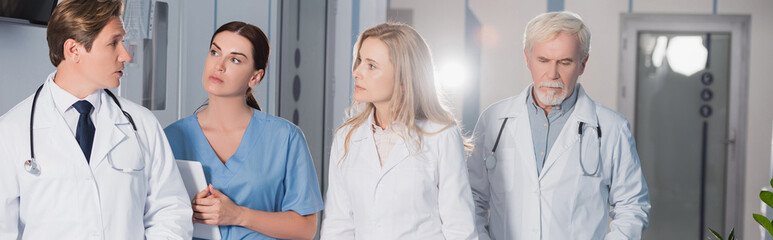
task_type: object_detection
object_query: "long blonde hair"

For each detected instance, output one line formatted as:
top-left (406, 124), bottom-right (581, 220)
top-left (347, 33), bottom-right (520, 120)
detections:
top-left (337, 23), bottom-right (468, 160)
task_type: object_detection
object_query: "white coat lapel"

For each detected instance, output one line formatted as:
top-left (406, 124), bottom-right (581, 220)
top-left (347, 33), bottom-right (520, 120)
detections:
top-left (509, 92), bottom-right (540, 183)
top-left (538, 119), bottom-right (576, 180)
top-left (346, 122), bottom-right (382, 197)
top-left (35, 83), bottom-right (90, 166)
top-left (355, 111), bottom-right (412, 183)
top-left (89, 90), bottom-right (129, 168)
top-left (349, 121), bottom-right (381, 171)
top-left (539, 85), bottom-right (598, 179)
top-left (377, 132), bottom-right (410, 182)
top-left (502, 85), bottom-right (540, 183)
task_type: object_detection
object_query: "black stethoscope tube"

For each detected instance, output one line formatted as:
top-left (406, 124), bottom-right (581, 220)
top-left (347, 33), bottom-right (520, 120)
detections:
top-left (491, 118), bottom-right (509, 153)
top-left (491, 119), bottom-right (602, 154)
top-left (578, 122), bottom-right (601, 138)
top-left (29, 85), bottom-right (44, 160)
top-left (491, 118), bottom-right (601, 158)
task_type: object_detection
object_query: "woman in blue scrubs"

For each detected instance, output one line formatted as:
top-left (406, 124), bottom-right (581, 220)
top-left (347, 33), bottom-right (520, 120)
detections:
top-left (164, 21), bottom-right (323, 240)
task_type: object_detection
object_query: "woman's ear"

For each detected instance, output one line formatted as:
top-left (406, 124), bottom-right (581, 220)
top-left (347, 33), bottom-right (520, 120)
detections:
top-left (248, 69), bottom-right (265, 88)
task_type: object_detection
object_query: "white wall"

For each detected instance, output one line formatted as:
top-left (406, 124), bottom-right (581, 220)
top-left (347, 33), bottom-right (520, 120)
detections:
top-left (469, 0), bottom-right (545, 111)
top-left (0, 22), bottom-right (55, 113)
top-left (389, 0), bottom-right (467, 119)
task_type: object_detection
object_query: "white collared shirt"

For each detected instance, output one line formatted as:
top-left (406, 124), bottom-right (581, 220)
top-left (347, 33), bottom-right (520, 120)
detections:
top-left (370, 111), bottom-right (400, 166)
top-left (48, 75), bottom-right (101, 137)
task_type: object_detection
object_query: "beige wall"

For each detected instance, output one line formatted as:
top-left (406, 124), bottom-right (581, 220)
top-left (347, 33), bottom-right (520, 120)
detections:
top-left (389, 0), bottom-right (467, 119)
top-left (389, 0), bottom-right (773, 239)
top-left (469, 0), bottom-right (546, 111)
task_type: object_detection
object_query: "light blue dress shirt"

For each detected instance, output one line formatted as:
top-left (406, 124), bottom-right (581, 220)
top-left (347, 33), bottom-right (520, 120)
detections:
top-left (526, 85), bottom-right (579, 175)
top-left (164, 109), bottom-right (324, 239)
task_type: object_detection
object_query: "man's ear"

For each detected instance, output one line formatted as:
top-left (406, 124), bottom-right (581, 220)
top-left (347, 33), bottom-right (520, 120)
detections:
top-left (524, 49), bottom-right (532, 70)
top-left (248, 69), bottom-right (265, 88)
top-left (63, 39), bottom-right (82, 63)
top-left (579, 54), bottom-right (589, 75)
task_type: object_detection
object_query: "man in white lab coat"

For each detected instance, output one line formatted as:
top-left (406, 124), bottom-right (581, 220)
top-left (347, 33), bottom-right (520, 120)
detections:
top-left (0, 0), bottom-right (192, 238)
top-left (468, 11), bottom-right (650, 239)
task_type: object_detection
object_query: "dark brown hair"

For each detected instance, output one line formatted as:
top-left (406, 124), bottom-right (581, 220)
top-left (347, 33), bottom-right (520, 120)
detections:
top-left (46, 0), bottom-right (123, 67)
top-left (211, 21), bottom-right (270, 111)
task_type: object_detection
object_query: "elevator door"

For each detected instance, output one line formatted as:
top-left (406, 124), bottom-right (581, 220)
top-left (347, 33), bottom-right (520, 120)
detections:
top-left (635, 32), bottom-right (730, 240)
top-left (619, 14), bottom-right (749, 239)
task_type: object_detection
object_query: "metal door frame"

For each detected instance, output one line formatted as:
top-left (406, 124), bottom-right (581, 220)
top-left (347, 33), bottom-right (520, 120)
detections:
top-left (618, 13), bottom-right (750, 238)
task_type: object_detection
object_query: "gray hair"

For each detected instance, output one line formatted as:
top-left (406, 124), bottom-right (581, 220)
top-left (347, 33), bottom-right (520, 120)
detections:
top-left (523, 11), bottom-right (591, 58)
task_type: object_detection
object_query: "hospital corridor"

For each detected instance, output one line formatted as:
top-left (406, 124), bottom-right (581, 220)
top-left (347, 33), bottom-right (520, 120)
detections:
top-left (0, 0), bottom-right (772, 239)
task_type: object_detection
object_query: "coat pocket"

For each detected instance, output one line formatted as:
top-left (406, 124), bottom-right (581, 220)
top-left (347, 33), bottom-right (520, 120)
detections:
top-left (488, 147), bottom-right (515, 194)
top-left (106, 134), bottom-right (145, 172)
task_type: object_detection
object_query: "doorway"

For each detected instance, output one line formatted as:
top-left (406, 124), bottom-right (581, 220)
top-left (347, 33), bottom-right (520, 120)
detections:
top-left (618, 14), bottom-right (750, 239)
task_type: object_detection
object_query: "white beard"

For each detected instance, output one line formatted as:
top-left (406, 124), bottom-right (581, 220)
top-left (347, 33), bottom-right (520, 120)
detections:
top-left (535, 80), bottom-right (568, 106)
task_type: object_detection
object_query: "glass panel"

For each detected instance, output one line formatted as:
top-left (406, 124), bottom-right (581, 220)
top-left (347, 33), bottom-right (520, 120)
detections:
top-left (636, 32), bottom-right (731, 239)
top-left (142, 1), bottom-right (167, 110)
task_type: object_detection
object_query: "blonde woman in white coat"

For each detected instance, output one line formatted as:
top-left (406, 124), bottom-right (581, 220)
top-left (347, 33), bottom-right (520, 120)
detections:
top-left (320, 23), bottom-right (478, 240)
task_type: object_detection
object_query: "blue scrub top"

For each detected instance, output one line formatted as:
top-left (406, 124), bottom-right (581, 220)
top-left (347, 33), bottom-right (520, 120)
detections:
top-left (164, 109), bottom-right (324, 239)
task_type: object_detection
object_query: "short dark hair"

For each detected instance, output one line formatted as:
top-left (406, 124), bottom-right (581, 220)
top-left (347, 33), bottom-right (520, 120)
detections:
top-left (46, 0), bottom-right (123, 67)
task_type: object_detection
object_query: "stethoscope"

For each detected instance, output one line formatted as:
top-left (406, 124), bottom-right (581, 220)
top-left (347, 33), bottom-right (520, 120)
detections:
top-left (577, 122), bottom-right (602, 176)
top-left (25, 84), bottom-right (146, 176)
top-left (483, 118), bottom-right (602, 176)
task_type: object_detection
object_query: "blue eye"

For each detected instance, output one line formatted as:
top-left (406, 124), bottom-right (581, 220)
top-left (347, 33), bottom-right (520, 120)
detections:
top-left (368, 64), bottom-right (375, 70)
top-left (231, 58), bottom-right (241, 64)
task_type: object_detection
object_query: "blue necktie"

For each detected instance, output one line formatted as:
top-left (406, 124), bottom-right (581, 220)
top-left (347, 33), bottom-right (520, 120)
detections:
top-left (73, 100), bottom-right (95, 162)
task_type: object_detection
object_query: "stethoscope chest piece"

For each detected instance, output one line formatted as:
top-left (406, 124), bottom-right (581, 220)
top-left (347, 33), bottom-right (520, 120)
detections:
top-left (25, 159), bottom-right (40, 176)
top-left (485, 151), bottom-right (497, 169)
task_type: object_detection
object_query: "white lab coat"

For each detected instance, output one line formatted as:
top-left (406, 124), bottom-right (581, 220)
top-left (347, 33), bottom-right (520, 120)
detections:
top-left (468, 84), bottom-right (650, 240)
top-left (321, 113), bottom-right (478, 239)
top-left (0, 74), bottom-right (193, 239)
